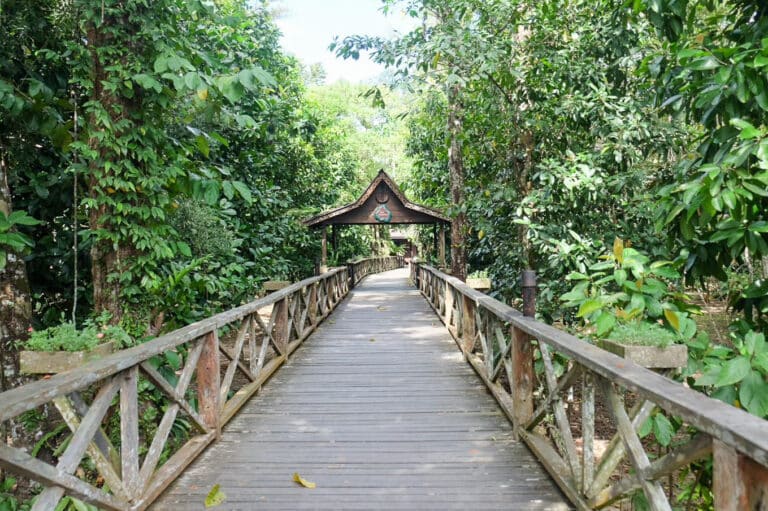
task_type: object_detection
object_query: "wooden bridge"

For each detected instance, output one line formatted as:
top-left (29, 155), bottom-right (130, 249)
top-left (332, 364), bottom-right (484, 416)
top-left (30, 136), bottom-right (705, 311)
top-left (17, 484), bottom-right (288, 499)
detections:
top-left (1, 257), bottom-right (767, 510)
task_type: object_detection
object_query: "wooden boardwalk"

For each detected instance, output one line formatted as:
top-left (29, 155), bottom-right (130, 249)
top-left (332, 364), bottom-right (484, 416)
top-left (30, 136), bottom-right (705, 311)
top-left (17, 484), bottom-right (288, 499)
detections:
top-left (153, 268), bottom-right (569, 510)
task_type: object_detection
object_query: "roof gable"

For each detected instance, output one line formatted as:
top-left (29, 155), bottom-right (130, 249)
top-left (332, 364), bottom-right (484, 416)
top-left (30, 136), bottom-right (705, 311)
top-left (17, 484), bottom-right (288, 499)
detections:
top-left (304, 170), bottom-right (449, 227)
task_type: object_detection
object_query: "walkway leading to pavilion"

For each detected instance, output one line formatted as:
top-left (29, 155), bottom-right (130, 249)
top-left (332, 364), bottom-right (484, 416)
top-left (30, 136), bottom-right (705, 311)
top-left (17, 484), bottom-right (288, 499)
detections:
top-left (152, 268), bottom-right (570, 510)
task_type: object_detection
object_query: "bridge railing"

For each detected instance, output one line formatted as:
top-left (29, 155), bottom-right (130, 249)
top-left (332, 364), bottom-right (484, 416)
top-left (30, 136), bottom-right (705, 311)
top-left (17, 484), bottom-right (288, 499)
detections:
top-left (0, 267), bottom-right (352, 511)
top-left (347, 255), bottom-right (404, 287)
top-left (412, 263), bottom-right (768, 510)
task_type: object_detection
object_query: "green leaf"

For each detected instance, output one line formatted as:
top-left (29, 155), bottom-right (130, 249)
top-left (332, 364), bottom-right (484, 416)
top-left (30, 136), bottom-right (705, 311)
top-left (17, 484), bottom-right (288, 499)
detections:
top-left (688, 56), bottom-right (720, 70)
top-left (739, 370), bottom-right (768, 417)
top-left (715, 357), bottom-right (752, 387)
top-left (153, 56), bottom-right (168, 74)
top-left (754, 54), bottom-right (768, 68)
top-left (577, 298), bottom-right (603, 318)
top-left (566, 271), bottom-right (589, 281)
top-left (195, 135), bottom-right (210, 158)
top-left (205, 484), bottom-right (226, 508)
top-left (614, 269), bottom-right (627, 286)
top-left (695, 366), bottom-right (721, 387)
top-left (222, 181), bottom-right (234, 200)
top-left (589, 261), bottom-right (614, 271)
top-left (745, 330), bottom-right (766, 356)
top-left (7, 211), bottom-right (41, 226)
top-left (638, 416), bottom-right (653, 438)
top-left (664, 309), bottom-right (681, 332)
top-left (176, 242), bottom-right (192, 258)
top-left (231, 181), bottom-right (253, 204)
top-left (165, 351), bottom-right (181, 371)
top-left (652, 414), bottom-right (674, 447)
top-left (595, 312), bottom-right (616, 337)
top-left (712, 385), bottom-right (738, 405)
top-left (738, 124), bottom-right (761, 140)
top-left (133, 73), bottom-right (163, 93)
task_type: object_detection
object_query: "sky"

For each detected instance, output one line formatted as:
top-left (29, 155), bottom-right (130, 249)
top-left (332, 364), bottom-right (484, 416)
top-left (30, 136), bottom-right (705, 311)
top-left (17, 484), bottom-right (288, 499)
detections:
top-left (274, 0), bottom-right (415, 84)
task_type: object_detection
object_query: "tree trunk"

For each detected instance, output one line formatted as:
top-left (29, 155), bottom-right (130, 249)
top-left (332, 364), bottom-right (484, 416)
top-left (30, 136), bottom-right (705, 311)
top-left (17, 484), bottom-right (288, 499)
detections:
top-left (0, 147), bottom-right (37, 466)
top-left (85, 20), bottom-right (130, 324)
top-left (447, 85), bottom-right (467, 281)
top-left (0, 149), bottom-right (33, 394)
top-left (517, 130), bottom-right (535, 269)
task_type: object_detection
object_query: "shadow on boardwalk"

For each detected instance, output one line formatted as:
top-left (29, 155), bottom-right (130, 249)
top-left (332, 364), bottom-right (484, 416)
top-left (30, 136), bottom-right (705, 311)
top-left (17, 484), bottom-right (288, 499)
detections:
top-left (152, 268), bottom-right (570, 510)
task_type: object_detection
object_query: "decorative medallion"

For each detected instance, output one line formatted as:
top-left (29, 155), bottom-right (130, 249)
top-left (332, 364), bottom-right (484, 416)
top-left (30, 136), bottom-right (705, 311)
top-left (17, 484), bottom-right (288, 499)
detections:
top-left (373, 204), bottom-right (392, 223)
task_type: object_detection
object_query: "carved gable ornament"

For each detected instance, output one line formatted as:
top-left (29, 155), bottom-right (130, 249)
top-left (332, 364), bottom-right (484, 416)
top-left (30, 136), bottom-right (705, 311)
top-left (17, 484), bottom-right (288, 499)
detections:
top-left (373, 204), bottom-right (392, 223)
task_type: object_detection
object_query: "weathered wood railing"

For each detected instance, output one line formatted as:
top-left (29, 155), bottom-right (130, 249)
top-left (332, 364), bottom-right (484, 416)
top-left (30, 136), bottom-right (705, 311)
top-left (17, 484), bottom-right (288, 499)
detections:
top-left (0, 267), bottom-right (354, 511)
top-left (347, 255), bottom-right (404, 287)
top-left (412, 263), bottom-right (768, 510)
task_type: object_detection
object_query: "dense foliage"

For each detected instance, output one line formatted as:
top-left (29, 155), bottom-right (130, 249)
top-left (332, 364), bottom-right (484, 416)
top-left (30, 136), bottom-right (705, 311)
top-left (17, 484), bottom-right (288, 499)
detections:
top-left (0, 0), bottom-right (376, 341)
top-left (2, 0), bottom-right (768, 507)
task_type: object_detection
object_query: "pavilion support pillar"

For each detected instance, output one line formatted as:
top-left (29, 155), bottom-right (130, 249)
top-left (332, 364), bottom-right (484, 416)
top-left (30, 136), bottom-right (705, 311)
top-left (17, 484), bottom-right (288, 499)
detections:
top-left (433, 224), bottom-right (438, 261)
top-left (438, 223), bottom-right (446, 269)
top-left (320, 226), bottom-right (328, 274)
top-left (331, 225), bottom-right (338, 256)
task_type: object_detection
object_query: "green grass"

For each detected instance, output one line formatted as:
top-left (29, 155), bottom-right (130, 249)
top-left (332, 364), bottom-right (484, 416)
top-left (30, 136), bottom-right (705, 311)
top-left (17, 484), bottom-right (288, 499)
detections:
top-left (606, 321), bottom-right (680, 348)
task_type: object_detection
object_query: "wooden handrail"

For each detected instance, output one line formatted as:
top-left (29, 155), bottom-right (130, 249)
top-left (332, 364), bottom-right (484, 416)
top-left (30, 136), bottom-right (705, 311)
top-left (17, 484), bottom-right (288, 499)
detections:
top-left (346, 255), bottom-right (404, 287)
top-left (413, 262), bottom-right (768, 510)
top-left (0, 263), bottom-right (401, 511)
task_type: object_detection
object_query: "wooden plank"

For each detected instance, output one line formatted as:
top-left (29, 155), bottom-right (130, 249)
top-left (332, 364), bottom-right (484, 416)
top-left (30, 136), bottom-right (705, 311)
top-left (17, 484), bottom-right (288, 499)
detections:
top-left (713, 439), bottom-right (768, 511)
top-left (511, 323), bottom-right (535, 428)
top-left (539, 341), bottom-right (581, 483)
top-left (520, 431), bottom-right (590, 511)
top-left (0, 444), bottom-right (126, 511)
top-left (525, 363), bottom-right (582, 430)
top-left (139, 362), bottom-right (209, 433)
top-left (601, 378), bottom-right (671, 511)
top-left (52, 391), bottom-right (126, 501)
top-left (587, 399), bottom-right (656, 498)
top-left (133, 432), bottom-right (216, 511)
top-left (121, 366), bottom-right (141, 499)
top-left (590, 434), bottom-right (712, 508)
top-left (581, 371), bottom-right (595, 493)
top-left (219, 317), bottom-right (252, 402)
top-left (34, 379), bottom-right (122, 510)
top-left (197, 330), bottom-right (221, 435)
top-left (272, 297), bottom-right (289, 355)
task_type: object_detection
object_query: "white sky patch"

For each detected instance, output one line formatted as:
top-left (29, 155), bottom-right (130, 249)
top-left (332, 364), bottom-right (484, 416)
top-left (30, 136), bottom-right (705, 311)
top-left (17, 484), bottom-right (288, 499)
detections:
top-left (274, 0), bottom-right (416, 84)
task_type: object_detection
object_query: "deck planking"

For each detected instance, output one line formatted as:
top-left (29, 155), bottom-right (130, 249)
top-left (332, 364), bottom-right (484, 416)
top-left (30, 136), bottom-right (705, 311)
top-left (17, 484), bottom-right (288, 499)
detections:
top-left (152, 268), bottom-right (570, 510)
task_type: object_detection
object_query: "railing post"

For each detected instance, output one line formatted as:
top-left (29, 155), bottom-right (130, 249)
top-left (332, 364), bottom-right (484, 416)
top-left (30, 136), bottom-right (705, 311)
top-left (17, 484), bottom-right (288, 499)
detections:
top-left (197, 330), bottom-right (221, 437)
top-left (348, 261), bottom-right (356, 288)
top-left (512, 270), bottom-right (536, 429)
top-left (273, 297), bottom-right (289, 354)
top-left (461, 294), bottom-right (476, 353)
top-left (713, 440), bottom-right (768, 509)
top-left (308, 282), bottom-right (318, 325)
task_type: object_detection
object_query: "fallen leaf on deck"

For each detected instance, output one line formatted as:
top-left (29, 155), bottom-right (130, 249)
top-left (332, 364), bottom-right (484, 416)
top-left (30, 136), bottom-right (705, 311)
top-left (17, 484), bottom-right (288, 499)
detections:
top-left (369, 338), bottom-right (376, 342)
top-left (293, 472), bottom-right (316, 489)
top-left (205, 484), bottom-right (226, 507)
top-left (376, 306), bottom-right (389, 311)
